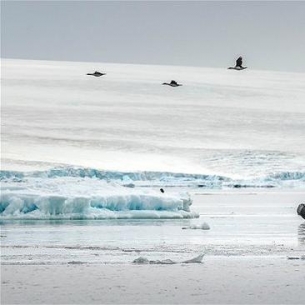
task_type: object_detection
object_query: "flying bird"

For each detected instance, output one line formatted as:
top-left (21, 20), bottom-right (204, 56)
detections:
top-left (162, 80), bottom-right (182, 87)
top-left (86, 71), bottom-right (106, 77)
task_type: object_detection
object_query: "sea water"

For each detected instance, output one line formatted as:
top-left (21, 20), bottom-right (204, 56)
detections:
top-left (1, 59), bottom-right (305, 264)
top-left (1, 192), bottom-right (305, 264)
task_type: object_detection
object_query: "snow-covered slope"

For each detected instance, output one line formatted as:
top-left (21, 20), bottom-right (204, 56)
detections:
top-left (1, 59), bottom-right (305, 218)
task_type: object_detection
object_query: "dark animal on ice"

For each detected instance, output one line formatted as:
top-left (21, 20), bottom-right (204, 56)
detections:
top-left (297, 203), bottom-right (305, 220)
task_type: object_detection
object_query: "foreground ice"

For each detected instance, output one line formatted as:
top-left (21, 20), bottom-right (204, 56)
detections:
top-left (0, 173), bottom-right (197, 219)
top-left (133, 253), bottom-right (204, 264)
top-left (182, 222), bottom-right (210, 230)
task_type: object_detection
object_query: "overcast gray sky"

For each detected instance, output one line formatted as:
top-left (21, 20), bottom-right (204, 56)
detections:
top-left (1, 1), bottom-right (305, 72)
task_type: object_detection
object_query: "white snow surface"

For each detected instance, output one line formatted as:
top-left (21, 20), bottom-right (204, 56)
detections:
top-left (1, 59), bottom-right (305, 218)
top-left (2, 59), bottom-right (305, 176)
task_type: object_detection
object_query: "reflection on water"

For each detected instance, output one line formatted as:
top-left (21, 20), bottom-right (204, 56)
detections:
top-left (298, 223), bottom-right (305, 245)
top-left (0, 219), bottom-right (191, 227)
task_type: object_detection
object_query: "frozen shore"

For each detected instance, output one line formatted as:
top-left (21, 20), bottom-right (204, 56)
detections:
top-left (2, 257), bottom-right (305, 304)
top-left (1, 192), bottom-right (305, 304)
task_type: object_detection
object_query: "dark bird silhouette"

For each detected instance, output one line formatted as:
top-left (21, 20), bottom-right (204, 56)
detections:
top-left (228, 56), bottom-right (247, 70)
top-left (235, 56), bottom-right (243, 68)
top-left (162, 80), bottom-right (182, 87)
top-left (87, 71), bottom-right (106, 77)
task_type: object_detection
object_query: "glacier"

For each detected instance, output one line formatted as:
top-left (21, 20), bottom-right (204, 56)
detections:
top-left (1, 59), bottom-right (305, 219)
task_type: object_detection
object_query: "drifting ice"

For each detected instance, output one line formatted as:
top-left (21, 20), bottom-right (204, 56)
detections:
top-left (0, 174), bottom-right (198, 219)
top-left (133, 253), bottom-right (204, 264)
